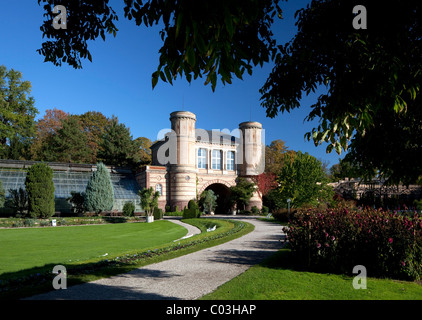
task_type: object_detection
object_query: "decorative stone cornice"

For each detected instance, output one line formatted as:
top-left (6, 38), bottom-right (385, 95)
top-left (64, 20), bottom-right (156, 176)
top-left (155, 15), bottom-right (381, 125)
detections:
top-left (239, 121), bottom-right (262, 129)
top-left (170, 111), bottom-right (197, 122)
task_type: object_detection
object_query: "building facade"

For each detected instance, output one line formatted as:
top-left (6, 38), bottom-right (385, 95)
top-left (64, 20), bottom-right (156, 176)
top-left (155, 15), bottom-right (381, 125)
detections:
top-left (136, 111), bottom-right (264, 214)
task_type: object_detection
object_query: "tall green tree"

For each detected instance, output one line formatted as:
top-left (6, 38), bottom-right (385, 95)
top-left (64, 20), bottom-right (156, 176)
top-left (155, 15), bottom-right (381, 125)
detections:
top-left (134, 137), bottom-right (152, 166)
top-left (0, 65), bottom-right (38, 159)
top-left (25, 163), bottom-right (55, 218)
top-left (259, 0), bottom-right (422, 184)
top-left (229, 178), bottom-right (256, 213)
top-left (98, 116), bottom-right (140, 167)
top-left (265, 139), bottom-right (295, 174)
top-left (276, 151), bottom-right (332, 208)
top-left (84, 162), bottom-right (114, 214)
top-left (76, 111), bottom-right (112, 163)
top-left (42, 117), bottom-right (91, 163)
top-left (30, 108), bottom-right (69, 161)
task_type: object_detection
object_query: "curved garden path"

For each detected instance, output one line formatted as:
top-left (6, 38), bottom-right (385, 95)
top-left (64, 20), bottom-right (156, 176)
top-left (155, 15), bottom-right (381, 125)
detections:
top-left (26, 217), bottom-right (285, 300)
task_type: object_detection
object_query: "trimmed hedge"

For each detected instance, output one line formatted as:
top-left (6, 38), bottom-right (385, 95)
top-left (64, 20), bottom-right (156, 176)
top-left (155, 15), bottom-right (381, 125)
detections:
top-left (183, 200), bottom-right (200, 219)
top-left (153, 207), bottom-right (164, 220)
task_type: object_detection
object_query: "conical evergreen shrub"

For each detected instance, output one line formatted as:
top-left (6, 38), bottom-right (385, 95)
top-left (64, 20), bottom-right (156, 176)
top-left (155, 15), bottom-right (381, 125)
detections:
top-left (84, 162), bottom-right (114, 214)
top-left (25, 163), bottom-right (55, 218)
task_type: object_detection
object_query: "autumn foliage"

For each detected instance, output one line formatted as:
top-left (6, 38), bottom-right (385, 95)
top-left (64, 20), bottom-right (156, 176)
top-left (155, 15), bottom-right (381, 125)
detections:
top-left (253, 172), bottom-right (278, 201)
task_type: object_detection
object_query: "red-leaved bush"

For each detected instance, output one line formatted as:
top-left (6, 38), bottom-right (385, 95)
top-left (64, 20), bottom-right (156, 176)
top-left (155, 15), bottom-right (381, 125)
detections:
top-left (283, 207), bottom-right (422, 280)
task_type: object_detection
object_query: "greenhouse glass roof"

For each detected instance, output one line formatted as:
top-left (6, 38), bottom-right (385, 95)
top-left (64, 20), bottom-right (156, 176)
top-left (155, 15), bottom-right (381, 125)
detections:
top-left (0, 169), bottom-right (140, 200)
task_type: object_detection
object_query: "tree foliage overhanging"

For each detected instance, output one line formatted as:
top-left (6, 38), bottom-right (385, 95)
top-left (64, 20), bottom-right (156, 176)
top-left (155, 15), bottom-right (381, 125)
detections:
top-left (260, 0), bottom-right (422, 184)
top-left (35, 1), bottom-right (422, 184)
top-left (37, 0), bottom-right (282, 91)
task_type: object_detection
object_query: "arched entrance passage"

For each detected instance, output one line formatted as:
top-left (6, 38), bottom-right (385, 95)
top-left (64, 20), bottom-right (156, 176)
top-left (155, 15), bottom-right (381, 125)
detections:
top-left (202, 183), bottom-right (232, 214)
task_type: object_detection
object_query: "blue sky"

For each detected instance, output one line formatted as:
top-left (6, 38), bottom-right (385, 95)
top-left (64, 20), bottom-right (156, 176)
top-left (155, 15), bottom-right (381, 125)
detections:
top-left (0, 0), bottom-right (345, 168)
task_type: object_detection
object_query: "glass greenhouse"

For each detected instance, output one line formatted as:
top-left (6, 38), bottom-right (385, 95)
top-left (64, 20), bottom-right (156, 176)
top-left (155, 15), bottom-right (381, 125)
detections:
top-left (0, 161), bottom-right (142, 216)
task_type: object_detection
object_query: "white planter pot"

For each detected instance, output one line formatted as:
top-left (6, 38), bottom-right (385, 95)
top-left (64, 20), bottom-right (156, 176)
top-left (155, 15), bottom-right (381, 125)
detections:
top-left (146, 215), bottom-right (154, 223)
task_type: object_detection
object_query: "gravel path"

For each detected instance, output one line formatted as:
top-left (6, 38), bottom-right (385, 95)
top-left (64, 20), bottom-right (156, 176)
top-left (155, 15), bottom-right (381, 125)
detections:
top-left (26, 218), bottom-right (285, 300)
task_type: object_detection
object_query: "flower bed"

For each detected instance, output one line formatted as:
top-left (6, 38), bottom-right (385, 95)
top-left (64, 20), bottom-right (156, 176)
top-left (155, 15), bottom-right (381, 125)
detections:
top-left (283, 207), bottom-right (422, 281)
top-left (0, 216), bottom-right (143, 228)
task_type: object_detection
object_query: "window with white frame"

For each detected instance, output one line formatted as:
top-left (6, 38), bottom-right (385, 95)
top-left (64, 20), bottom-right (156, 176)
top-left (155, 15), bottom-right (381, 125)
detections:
top-left (197, 148), bottom-right (206, 169)
top-left (227, 151), bottom-right (235, 170)
top-left (156, 184), bottom-right (162, 196)
top-left (212, 150), bottom-right (221, 170)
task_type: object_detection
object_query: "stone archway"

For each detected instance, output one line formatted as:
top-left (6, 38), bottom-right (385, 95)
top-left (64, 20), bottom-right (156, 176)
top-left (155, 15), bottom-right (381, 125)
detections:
top-left (197, 179), bottom-right (235, 214)
top-left (204, 183), bottom-right (232, 214)
top-left (197, 179), bottom-right (234, 195)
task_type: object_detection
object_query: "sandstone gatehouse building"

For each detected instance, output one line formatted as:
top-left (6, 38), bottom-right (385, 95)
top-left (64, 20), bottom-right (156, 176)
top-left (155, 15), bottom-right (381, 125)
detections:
top-left (136, 111), bottom-right (264, 214)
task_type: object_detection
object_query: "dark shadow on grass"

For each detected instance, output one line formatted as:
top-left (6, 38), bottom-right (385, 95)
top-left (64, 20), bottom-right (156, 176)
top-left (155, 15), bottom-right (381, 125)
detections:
top-left (207, 248), bottom-right (283, 267)
top-left (102, 217), bottom-right (127, 224)
top-left (25, 280), bottom-right (181, 300)
top-left (1, 261), bottom-right (184, 300)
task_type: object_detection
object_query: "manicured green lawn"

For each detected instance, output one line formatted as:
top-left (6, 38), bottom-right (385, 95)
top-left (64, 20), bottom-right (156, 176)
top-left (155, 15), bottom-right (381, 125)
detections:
top-left (0, 219), bottom-right (254, 299)
top-left (0, 220), bottom-right (187, 275)
top-left (202, 249), bottom-right (422, 300)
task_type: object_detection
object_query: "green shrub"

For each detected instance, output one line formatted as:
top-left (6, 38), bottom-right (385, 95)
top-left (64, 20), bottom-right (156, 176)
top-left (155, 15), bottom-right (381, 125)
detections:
top-left (414, 199), bottom-right (422, 211)
top-left (251, 206), bottom-right (260, 215)
top-left (25, 163), bottom-right (55, 219)
top-left (67, 191), bottom-right (85, 215)
top-left (0, 180), bottom-right (5, 209)
top-left (188, 199), bottom-right (200, 217)
top-left (8, 188), bottom-right (28, 217)
top-left (183, 207), bottom-right (198, 219)
top-left (261, 205), bottom-right (269, 215)
top-left (153, 207), bottom-right (164, 220)
top-left (164, 210), bottom-right (184, 216)
top-left (40, 220), bottom-right (50, 227)
top-left (23, 218), bottom-right (36, 227)
top-left (123, 201), bottom-right (135, 216)
top-left (165, 205), bottom-right (171, 213)
top-left (84, 162), bottom-right (114, 215)
top-left (12, 220), bottom-right (23, 228)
